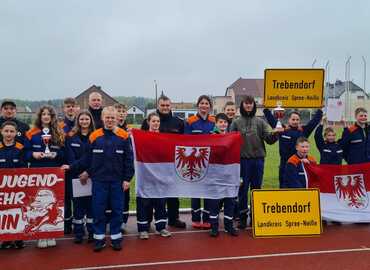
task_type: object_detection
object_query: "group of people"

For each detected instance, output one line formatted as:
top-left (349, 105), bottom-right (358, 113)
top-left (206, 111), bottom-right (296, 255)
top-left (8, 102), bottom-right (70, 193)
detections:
top-left (0, 91), bottom-right (369, 252)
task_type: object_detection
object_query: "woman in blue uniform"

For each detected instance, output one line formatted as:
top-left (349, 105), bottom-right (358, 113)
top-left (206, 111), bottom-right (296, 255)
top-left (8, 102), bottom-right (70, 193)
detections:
top-left (65, 110), bottom-right (95, 244)
top-left (25, 105), bottom-right (65, 249)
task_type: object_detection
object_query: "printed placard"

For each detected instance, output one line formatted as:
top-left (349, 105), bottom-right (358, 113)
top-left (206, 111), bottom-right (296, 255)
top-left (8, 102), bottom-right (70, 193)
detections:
top-left (252, 189), bottom-right (322, 238)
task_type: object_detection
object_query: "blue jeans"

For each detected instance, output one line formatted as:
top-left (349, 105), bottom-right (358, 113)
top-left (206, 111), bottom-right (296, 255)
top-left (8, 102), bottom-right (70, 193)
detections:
top-left (239, 158), bottom-right (265, 221)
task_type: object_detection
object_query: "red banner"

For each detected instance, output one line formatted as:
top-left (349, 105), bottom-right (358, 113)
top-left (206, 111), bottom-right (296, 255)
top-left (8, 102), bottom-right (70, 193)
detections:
top-left (0, 167), bottom-right (65, 241)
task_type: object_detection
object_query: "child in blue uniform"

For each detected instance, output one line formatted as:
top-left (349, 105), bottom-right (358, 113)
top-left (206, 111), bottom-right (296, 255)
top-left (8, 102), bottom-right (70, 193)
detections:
top-left (0, 121), bottom-right (26, 249)
top-left (59, 97), bottom-right (78, 234)
top-left (25, 105), bottom-right (65, 249)
top-left (264, 108), bottom-right (322, 187)
top-left (136, 112), bottom-right (172, 240)
top-left (283, 137), bottom-right (316, 188)
top-left (314, 117), bottom-right (343, 165)
top-left (65, 111), bottom-right (95, 244)
top-left (63, 106), bottom-right (134, 252)
top-left (185, 95), bottom-right (215, 229)
top-left (208, 113), bottom-right (238, 237)
top-left (341, 107), bottom-right (370, 164)
top-left (114, 103), bottom-right (130, 233)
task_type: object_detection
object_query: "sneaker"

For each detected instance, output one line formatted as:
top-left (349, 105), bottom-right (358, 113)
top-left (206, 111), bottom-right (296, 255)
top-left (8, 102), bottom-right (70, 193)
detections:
top-left (156, 229), bottom-right (171, 237)
top-left (111, 241), bottom-right (122, 251)
top-left (14, 240), bottom-right (25, 249)
top-left (209, 229), bottom-right (219, 237)
top-left (94, 240), bottom-right (106, 252)
top-left (202, 222), bottom-right (211, 229)
top-left (225, 227), bottom-right (239, 236)
top-left (37, 239), bottom-right (48, 249)
top-left (1, 241), bottom-right (14, 249)
top-left (168, 219), bottom-right (186, 229)
top-left (139, 231), bottom-right (149, 240)
top-left (192, 222), bottom-right (202, 229)
top-left (87, 233), bottom-right (94, 243)
top-left (47, 238), bottom-right (56, 247)
top-left (74, 236), bottom-right (83, 244)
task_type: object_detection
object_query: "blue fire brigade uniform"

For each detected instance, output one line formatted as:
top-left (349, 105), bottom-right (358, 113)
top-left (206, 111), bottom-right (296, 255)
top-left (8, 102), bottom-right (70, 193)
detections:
top-left (59, 118), bottom-right (76, 233)
top-left (314, 125), bottom-right (343, 165)
top-left (25, 127), bottom-right (65, 168)
top-left (65, 133), bottom-right (93, 240)
top-left (136, 197), bottom-right (167, 233)
top-left (0, 142), bottom-right (26, 169)
top-left (59, 117), bottom-right (75, 134)
top-left (282, 154), bottom-right (316, 188)
top-left (71, 128), bottom-right (134, 245)
top-left (263, 109), bottom-right (322, 187)
top-left (340, 124), bottom-right (370, 164)
top-left (0, 141), bottom-right (26, 248)
top-left (184, 114), bottom-right (215, 224)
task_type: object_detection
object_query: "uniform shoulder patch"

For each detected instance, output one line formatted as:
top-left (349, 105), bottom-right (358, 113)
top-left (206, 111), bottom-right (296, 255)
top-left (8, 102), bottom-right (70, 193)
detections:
top-left (0, 142), bottom-right (3, 149)
top-left (307, 155), bottom-right (316, 164)
top-left (26, 127), bottom-right (41, 140)
top-left (114, 127), bottom-right (129, 140)
top-left (15, 142), bottom-right (24, 150)
top-left (348, 125), bottom-right (358, 133)
top-left (287, 154), bottom-right (301, 166)
top-left (208, 115), bottom-right (216, 123)
top-left (89, 128), bottom-right (104, 143)
top-left (187, 115), bottom-right (199, 125)
top-left (58, 121), bottom-right (65, 129)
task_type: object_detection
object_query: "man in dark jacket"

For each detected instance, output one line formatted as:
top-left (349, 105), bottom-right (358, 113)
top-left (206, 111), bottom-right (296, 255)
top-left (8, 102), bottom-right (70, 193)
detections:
top-left (88, 92), bottom-right (104, 129)
top-left (0, 99), bottom-right (30, 144)
top-left (141, 95), bottom-right (186, 228)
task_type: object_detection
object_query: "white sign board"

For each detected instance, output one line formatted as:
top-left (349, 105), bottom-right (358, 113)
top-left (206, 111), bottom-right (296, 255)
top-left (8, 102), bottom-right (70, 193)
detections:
top-left (326, 98), bottom-right (344, 122)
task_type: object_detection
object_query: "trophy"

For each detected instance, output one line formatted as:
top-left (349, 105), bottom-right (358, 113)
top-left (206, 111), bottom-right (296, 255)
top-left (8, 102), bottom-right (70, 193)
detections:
top-left (41, 128), bottom-right (52, 157)
top-left (273, 101), bottom-right (285, 129)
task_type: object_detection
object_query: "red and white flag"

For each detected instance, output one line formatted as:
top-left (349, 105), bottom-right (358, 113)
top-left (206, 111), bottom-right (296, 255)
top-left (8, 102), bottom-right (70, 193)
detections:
top-left (131, 129), bottom-right (242, 199)
top-left (305, 162), bottom-right (370, 223)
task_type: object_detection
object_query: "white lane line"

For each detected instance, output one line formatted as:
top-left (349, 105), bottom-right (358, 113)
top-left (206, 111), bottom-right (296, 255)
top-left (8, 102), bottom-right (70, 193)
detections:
top-left (63, 247), bottom-right (370, 270)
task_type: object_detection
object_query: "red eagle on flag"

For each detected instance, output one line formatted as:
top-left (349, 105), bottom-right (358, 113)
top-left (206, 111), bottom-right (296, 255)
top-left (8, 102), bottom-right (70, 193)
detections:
top-left (334, 174), bottom-right (368, 209)
top-left (175, 146), bottom-right (210, 182)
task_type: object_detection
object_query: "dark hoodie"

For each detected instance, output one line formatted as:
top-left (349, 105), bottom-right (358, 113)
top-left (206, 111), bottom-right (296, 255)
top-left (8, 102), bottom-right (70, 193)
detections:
top-left (230, 102), bottom-right (277, 159)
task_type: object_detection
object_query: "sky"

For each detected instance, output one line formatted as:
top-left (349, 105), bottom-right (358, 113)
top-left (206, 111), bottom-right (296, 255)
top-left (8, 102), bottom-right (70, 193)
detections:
top-left (1, 0), bottom-right (369, 102)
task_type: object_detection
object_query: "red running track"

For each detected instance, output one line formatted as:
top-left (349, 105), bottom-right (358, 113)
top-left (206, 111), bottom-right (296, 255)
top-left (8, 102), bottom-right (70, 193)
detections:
top-left (1, 222), bottom-right (370, 270)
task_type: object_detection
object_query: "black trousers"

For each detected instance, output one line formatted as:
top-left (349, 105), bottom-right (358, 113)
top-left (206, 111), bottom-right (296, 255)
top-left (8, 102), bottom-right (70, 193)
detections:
top-left (166, 197), bottom-right (180, 223)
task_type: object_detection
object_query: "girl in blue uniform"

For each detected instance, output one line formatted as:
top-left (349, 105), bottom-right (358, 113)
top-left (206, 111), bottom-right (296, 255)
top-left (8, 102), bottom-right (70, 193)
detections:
top-left (25, 105), bottom-right (65, 249)
top-left (65, 111), bottom-right (95, 244)
top-left (136, 112), bottom-right (171, 239)
top-left (0, 121), bottom-right (26, 249)
top-left (184, 95), bottom-right (215, 229)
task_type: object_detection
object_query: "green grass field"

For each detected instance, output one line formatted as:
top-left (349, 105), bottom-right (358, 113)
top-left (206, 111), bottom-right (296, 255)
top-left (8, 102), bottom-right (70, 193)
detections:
top-left (129, 134), bottom-right (322, 210)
